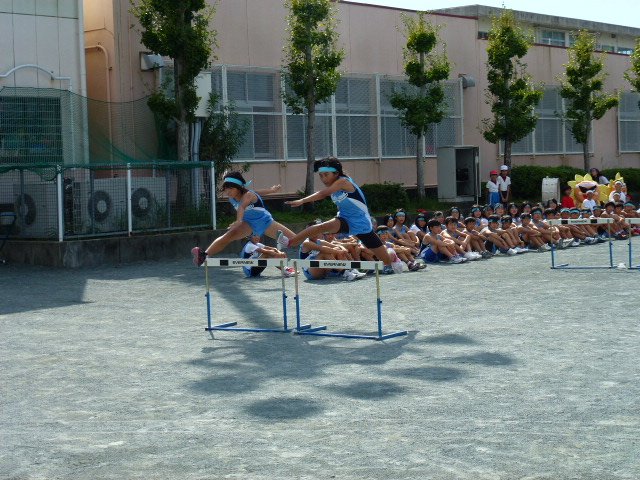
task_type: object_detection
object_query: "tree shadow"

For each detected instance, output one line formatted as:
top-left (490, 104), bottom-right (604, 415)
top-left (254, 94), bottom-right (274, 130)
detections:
top-left (325, 380), bottom-right (406, 400)
top-left (388, 366), bottom-right (467, 382)
top-left (244, 396), bottom-right (325, 421)
top-left (450, 352), bottom-right (516, 366)
top-left (422, 333), bottom-right (477, 345)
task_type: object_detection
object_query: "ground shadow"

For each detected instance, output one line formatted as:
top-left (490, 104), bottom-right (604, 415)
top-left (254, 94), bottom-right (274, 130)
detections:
top-left (388, 366), bottom-right (467, 382)
top-left (244, 396), bottom-right (325, 421)
top-left (450, 352), bottom-right (516, 366)
top-left (325, 380), bottom-right (406, 400)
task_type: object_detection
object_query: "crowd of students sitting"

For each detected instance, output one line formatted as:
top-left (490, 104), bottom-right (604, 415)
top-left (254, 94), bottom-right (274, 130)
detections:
top-left (240, 198), bottom-right (640, 280)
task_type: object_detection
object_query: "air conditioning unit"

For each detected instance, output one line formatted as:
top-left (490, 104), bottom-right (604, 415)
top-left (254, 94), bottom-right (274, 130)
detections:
top-left (130, 177), bottom-right (167, 228)
top-left (73, 178), bottom-right (127, 234)
top-left (12, 182), bottom-right (59, 238)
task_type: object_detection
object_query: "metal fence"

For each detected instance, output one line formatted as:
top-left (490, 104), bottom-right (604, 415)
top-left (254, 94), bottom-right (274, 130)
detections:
top-left (0, 162), bottom-right (216, 240)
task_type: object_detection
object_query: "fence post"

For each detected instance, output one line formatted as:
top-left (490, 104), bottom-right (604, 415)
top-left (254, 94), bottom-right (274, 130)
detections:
top-left (210, 162), bottom-right (216, 230)
top-left (56, 165), bottom-right (64, 242)
top-left (126, 163), bottom-right (132, 236)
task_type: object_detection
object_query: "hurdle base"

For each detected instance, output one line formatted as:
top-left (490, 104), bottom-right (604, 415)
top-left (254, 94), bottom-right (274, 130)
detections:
top-left (294, 324), bottom-right (327, 333)
top-left (206, 322), bottom-right (292, 333)
top-left (294, 329), bottom-right (408, 341)
top-left (551, 264), bottom-right (615, 270)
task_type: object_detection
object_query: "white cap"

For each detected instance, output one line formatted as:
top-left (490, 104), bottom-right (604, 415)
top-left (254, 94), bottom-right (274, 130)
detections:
top-left (500, 165), bottom-right (509, 171)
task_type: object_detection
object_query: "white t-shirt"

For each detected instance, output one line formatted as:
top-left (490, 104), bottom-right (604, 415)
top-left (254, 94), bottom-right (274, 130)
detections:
top-left (582, 199), bottom-right (597, 211)
top-left (486, 180), bottom-right (499, 193)
top-left (497, 175), bottom-right (511, 192)
top-left (609, 190), bottom-right (627, 202)
top-left (242, 241), bottom-right (263, 258)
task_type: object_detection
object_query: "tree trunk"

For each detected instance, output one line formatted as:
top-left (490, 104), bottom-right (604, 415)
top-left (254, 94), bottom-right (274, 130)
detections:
top-left (503, 139), bottom-right (512, 168)
top-left (303, 42), bottom-right (315, 212)
top-left (305, 103), bottom-right (316, 199)
top-left (582, 124), bottom-right (591, 172)
top-left (174, 57), bottom-right (191, 211)
top-left (416, 133), bottom-right (425, 199)
top-left (416, 52), bottom-right (426, 200)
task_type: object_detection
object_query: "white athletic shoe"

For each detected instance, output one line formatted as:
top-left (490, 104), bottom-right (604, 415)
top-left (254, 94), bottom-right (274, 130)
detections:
top-left (449, 255), bottom-right (464, 264)
top-left (276, 230), bottom-right (289, 250)
top-left (351, 269), bottom-right (367, 279)
top-left (343, 270), bottom-right (357, 281)
top-left (571, 239), bottom-right (581, 247)
top-left (464, 252), bottom-right (475, 260)
top-left (506, 248), bottom-right (517, 255)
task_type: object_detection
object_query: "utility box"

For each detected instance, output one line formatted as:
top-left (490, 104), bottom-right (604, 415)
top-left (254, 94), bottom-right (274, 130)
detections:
top-left (437, 146), bottom-right (479, 203)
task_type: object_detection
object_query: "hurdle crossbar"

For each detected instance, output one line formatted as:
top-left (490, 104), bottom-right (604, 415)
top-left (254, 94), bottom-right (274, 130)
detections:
top-left (289, 259), bottom-right (408, 341)
top-left (203, 257), bottom-right (293, 333)
top-left (625, 218), bottom-right (640, 270)
top-left (546, 218), bottom-right (614, 269)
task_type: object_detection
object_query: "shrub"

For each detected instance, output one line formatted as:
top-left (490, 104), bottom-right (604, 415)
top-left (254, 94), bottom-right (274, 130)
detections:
top-left (510, 166), bottom-right (584, 200)
top-left (360, 182), bottom-right (410, 213)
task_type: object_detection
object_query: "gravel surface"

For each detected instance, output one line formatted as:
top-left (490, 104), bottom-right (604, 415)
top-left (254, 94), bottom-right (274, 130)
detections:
top-left (1, 241), bottom-right (639, 479)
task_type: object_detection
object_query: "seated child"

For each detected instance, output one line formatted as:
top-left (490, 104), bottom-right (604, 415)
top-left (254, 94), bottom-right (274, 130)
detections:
top-left (480, 215), bottom-right (517, 255)
top-left (377, 226), bottom-right (424, 271)
top-left (519, 213), bottom-right (547, 251)
top-left (500, 215), bottom-right (528, 252)
top-left (420, 219), bottom-right (467, 264)
top-left (442, 216), bottom-right (482, 260)
top-left (462, 217), bottom-right (493, 258)
top-left (409, 212), bottom-right (428, 242)
top-left (531, 207), bottom-right (561, 248)
top-left (298, 224), bottom-right (365, 281)
top-left (241, 235), bottom-right (296, 278)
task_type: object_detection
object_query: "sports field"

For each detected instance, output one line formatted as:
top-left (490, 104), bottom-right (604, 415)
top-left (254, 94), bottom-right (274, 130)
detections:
top-left (1, 242), bottom-right (638, 479)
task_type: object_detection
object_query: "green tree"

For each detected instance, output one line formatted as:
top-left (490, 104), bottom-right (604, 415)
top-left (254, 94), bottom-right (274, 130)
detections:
top-left (131, 0), bottom-right (216, 163)
top-left (199, 94), bottom-right (250, 185)
top-left (559, 30), bottom-right (618, 171)
top-left (282, 0), bottom-right (344, 199)
top-left (624, 37), bottom-right (640, 108)
top-left (482, 10), bottom-right (542, 168)
top-left (390, 12), bottom-right (450, 199)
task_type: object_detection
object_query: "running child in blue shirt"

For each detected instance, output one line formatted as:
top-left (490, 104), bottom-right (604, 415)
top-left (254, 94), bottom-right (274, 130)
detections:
top-left (279, 157), bottom-right (395, 274)
top-left (191, 171), bottom-right (297, 265)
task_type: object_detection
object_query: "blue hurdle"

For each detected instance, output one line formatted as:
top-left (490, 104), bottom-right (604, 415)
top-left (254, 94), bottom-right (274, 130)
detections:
top-left (547, 218), bottom-right (614, 269)
top-left (289, 259), bottom-right (408, 341)
top-left (626, 218), bottom-right (640, 270)
top-left (203, 257), bottom-right (293, 333)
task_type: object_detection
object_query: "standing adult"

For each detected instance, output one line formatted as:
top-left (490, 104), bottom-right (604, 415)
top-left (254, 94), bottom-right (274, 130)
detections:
top-left (497, 165), bottom-right (511, 206)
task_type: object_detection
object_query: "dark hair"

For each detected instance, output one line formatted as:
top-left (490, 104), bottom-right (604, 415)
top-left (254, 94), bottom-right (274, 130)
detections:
top-left (605, 201), bottom-right (615, 209)
top-left (376, 225), bottom-right (390, 234)
top-left (464, 216), bottom-right (476, 225)
top-left (501, 215), bottom-right (512, 223)
top-left (562, 185), bottom-right (572, 194)
top-left (313, 156), bottom-right (344, 176)
top-left (444, 216), bottom-right (457, 225)
top-left (427, 219), bottom-right (441, 230)
top-left (521, 213), bottom-right (532, 220)
top-left (543, 208), bottom-right (555, 216)
top-left (488, 215), bottom-right (500, 223)
top-left (221, 171), bottom-right (249, 192)
top-left (433, 210), bottom-right (444, 218)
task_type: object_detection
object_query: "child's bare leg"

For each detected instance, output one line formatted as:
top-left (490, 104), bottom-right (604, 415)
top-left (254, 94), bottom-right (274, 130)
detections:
top-left (205, 223), bottom-right (252, 256)
top-left (277, 219), bottom-right (341, 248)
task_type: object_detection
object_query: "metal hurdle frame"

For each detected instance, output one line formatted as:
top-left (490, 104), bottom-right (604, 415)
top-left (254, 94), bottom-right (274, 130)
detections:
top-left (289, 259), bottom-right (408, 341)
top-left (204, 258), bottom-right (293, 333)
top-left (547, 218), bottom-right (614, 269)
top-left (625, 218), bottom-right (640, 270)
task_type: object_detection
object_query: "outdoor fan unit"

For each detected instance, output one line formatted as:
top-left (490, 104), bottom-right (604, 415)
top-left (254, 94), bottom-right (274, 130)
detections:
top-left (12, 182), bottom-right (59, 238)
top-left (130, 177), bottom-right (167, 225)
top-left (73, 178), bottom-right (127, 233)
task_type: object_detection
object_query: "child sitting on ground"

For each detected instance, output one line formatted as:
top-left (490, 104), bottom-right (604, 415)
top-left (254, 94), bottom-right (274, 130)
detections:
top-left (480, 215), bottom-right (517, 255)
top-left (519, 213), bottom-right (547, 251)
top-left (241, 235), bottom-right (296, 278)
top-left (462, 217), bottom-right (493, 258)
top-left (377, 226), bottom-right (424, 271)
top-left (442, 216), bottom-right (482, 260)
top-left (420, 219), bottom-right (466, 264)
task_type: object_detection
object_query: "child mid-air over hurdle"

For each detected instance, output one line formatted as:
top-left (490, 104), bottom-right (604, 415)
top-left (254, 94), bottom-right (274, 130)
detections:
top-left (277, 156), bottom-right (396, 275)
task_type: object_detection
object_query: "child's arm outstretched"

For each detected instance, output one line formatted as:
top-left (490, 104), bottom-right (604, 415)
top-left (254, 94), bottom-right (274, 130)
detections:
top-left (253, 184), bottom-right (282, 196)
top-left (285, 178), bottom-right (352, 208)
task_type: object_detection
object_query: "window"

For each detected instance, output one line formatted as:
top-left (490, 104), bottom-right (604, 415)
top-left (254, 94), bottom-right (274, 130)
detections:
top-left (619, 91), bottom-right (640, 152)
top-left (617, 47), bottom-right (633, 55)
top-left (540, 30), bottom-right (566, 47)
top-left (478, 31), bottom-right (489, 40)
top-left (508, 87), bottom-right (586, 155)
top-left (598, 44), bottom-right (616, 53)
top-left (0, 95), bottom-right (63, 164)
top-left (213, 67), bottom-right (463, 163)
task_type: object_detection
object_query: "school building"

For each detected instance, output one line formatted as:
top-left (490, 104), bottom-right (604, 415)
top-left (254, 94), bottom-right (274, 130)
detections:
top-left (2, 0), bottom-right (640, 195)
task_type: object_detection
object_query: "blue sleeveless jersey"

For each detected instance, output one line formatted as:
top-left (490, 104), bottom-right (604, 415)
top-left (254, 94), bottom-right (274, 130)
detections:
top-left (330, 177), bottom-right (373, 235)
top-left (229, 190), bottom-right (273, 235)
